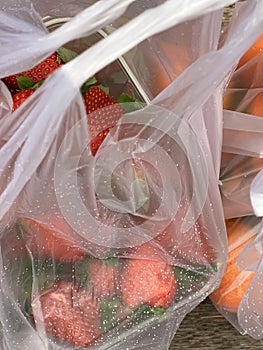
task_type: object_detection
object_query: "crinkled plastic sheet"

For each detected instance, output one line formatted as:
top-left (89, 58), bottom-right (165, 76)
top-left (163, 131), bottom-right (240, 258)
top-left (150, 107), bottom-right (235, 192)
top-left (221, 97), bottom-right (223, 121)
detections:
top-left (211, 216), bottom-right (263, 339)
top-left (220, 152), bottom-right (263, 219)
top-left (0, 0), bottom-right (263, 349)
top-left (251, 168), bottom-right (263, 217)
top-left (221, 5), bottom-right (263, 219)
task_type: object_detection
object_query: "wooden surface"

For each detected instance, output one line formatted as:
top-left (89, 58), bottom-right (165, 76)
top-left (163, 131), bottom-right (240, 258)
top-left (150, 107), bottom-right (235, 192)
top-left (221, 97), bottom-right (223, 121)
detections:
top-left (169, 298), bottom-right (263, 350)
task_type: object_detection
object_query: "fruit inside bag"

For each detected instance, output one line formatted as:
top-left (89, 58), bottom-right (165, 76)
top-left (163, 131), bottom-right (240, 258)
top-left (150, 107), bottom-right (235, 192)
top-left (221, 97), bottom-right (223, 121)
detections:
top-left (1, 0), bottom-right (263, 349)
top-left (220, 152), bottom-right (263, 218)
top-left (220, 21), bottom-right (263, 219)
top-left (211, 19), bottom-right (263, 338)
top-left (210, 216), bottom-right (263, 339)
top-left (222, 21), bottom-right (263, 159)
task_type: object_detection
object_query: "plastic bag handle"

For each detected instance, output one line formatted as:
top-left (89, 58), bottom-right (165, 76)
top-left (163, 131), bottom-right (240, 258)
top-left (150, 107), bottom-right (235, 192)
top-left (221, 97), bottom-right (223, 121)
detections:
top-left (0, 0), bottom-right (135, 77)
top-left (62, 0), bottom-right (239, 88)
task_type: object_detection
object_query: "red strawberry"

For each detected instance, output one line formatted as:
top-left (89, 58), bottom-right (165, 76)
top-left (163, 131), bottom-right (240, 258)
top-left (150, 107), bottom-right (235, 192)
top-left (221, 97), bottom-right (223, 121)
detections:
top-left (3, 53), bottom-right (62, 95)
top-left (32, 281), bottom-right (102, 348)
top-left (17, 215), bottom-right (86, 263)
top-left (121, 243), bottom-right (177, 309)
top-left (83, 87), bottom-right (124, 155)
top-left (12, 88), bottom-right (35, 111)
top-left (155, 216), bottom-right (217, 265)
top-left (88, 258), bottom-right (119, 298)
top-left (3, 47), bottom-right (78, 95)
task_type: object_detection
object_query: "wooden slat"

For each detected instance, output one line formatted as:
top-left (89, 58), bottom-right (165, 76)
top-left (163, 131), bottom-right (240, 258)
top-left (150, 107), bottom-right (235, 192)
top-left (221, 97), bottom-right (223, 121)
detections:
top-left (169, 298), bottom-right (263, 349)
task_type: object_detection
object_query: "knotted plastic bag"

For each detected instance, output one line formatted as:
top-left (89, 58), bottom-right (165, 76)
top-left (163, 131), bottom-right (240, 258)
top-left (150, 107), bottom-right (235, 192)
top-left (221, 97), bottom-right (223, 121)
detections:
top-left (0, 0), bottom-right (263, 349)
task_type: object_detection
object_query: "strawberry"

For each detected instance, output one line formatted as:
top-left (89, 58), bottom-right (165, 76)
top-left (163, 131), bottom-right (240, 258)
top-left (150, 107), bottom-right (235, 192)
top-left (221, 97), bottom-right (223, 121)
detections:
top-left (3, 47), bottom-right (77, 95)
top-left (12, 88), bottom-right (35, 111)
top-left (155, 217), bottom-right (217, 265)
top-left (32, 280), bottom-right (102, 348)
top-left (88, 258), bottom-right (119, 298)
top-left (17, 215), bottom-right (86, 263)
top-left (121, 243), bottom-right (177, 309)
top-left (11, 76), bottom-right (45, 111)
top-left (3, 53), bottom-right (62, 95)
top-left (83, 86), bottom-right (124, 155)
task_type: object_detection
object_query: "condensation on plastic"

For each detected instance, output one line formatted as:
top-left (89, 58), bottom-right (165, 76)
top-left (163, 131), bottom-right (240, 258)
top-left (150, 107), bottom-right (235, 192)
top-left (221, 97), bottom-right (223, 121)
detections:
top-left (0, 0), bottom-right (263, 349)
top-left (210, 216), bottom-right (262, 337)
top-left (211, 216), bottom-right (263, 340)
top-left (238, 224), bottom-right (263, 339)
top-left (219, 152), bottom-right (263, 218)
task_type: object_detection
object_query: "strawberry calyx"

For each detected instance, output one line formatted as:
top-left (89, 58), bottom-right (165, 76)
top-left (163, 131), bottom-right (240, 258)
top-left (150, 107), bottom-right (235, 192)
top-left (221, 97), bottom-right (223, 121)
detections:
top-left (56, 46), bottom-right (79, 64)
top-left (172, 263), bottom-right (218, 296)
top-left (117, 93), bottom-right (145, 113)
top-left (81, 76), bottom-right (109, 96)
top-left (17, 76), bottom-right (44, 91)
top-left (133, 303), bottom-right (167, 323)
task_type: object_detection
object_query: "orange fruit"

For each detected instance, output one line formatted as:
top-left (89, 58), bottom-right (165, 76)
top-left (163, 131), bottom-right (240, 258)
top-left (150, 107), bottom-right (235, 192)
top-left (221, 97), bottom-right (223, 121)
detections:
top-left (238, 32), bottom-right (263, 69)
top-left (141, 36), bottom-right (190, 97)
top-left (224, 33), bottom-right (263, 90)
top-left (210, 218), bottom-right (258, 313)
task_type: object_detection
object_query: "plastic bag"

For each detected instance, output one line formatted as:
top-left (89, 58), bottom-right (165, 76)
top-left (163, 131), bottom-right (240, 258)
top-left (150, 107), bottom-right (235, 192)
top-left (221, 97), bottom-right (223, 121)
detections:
top-left (219, 15), bottom-right (263, 219)
top-left (211, 10), bottom-right (263, 339)
top-left (0, 0), bottom-right (136, 77)
top-left (1, 0), bottom-right (263, 349)
top-left (0, 81), bottom-right (12, 119)
top-left (251, 168), bottom-right (263, 217)
top-left (210, 216), bottom-right (263, 339)
top-left (220, 152), bottom-right (263, 219)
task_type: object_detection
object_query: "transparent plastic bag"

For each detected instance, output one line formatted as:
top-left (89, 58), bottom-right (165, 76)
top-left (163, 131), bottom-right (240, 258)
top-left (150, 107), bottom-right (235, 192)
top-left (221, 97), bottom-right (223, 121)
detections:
top-left (210, 216), bottom-right (263, 339)
top-left (220, 11), bottom-right (263, 219)
top-left (1, 0), bottom-right (263, 349)
top-left (220, 152), bottom-right (263, 219)
top-left (211, 7), bottom-right (263, 338)
top-left (251, 168), bottom-right (263, 216)
top-left (0, 81), bottom-right (12, 119)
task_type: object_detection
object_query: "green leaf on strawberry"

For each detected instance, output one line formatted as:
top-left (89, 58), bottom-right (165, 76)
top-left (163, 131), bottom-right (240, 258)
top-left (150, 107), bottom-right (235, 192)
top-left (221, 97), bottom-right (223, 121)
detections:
top-left (74, 257), bottom-right (90, 288)
top-left (17, 76), bottom-right (44, 91)
top-left (57, 46), bottom-right (79, 63)
top-left (100, 296), bottom-right (124, 333)
top-left (81, 76), bottom-right (98, 95)
top-left (172, 263), bottom-right (218, 295)
top-left (17, 76), bottom-right (35, 90)
top-left (133, 303), bottom-right (167, 324)
top-left (100, 257), bottom-right (119, 266)
top-left (117, 93), bottom-right (145, 113)
top-left (97, 84), bottom-right (110, 95)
